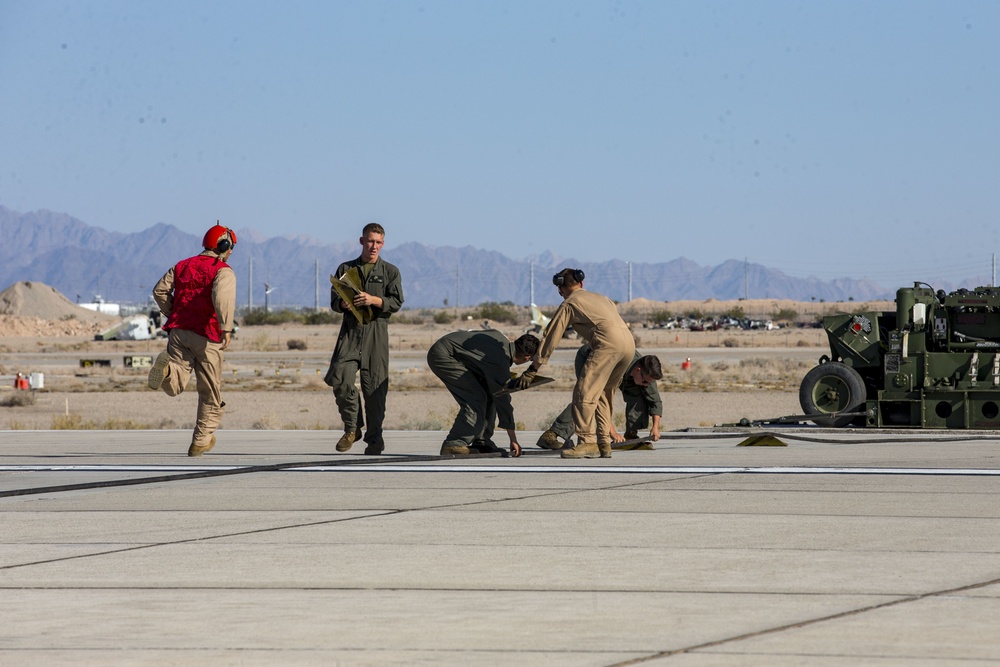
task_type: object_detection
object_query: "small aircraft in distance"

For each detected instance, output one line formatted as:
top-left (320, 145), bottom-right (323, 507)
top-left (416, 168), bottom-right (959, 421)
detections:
top-left (526, 303), bottom-right (575, 338)
top-left (528, 303), bottom-right (550, 334)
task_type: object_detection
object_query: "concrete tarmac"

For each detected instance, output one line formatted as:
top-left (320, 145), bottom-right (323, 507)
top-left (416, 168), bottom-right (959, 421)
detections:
top-left (2, 428), bottom-right (999, 666)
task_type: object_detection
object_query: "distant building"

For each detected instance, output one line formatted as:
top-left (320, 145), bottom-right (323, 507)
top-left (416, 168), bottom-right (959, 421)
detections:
top-left (78, 294), bottom-right (121, 317)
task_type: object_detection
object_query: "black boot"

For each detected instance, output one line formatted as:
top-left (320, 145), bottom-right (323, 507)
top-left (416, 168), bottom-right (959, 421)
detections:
top-left (469, 440), bottom-right (503, 454)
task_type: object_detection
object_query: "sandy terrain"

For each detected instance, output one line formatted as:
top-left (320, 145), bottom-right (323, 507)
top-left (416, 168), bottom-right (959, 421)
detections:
top-left (10, 387), bottom-right (802, 436)
top-left (1, 281), bottom-right (854, 438)
top-left (1, 319), bottom-right (815, 437)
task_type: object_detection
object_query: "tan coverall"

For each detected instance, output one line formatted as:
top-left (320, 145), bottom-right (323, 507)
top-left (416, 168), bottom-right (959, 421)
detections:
top-left (152, 250), bottom-right (236, 448)
top-left (533, 289), bottom-right (635, 448)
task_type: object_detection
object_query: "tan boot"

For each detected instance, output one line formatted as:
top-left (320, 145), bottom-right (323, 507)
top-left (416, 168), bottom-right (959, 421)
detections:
top-left (561, 441), bottom-right (600, 459)
top-left (188, 435), bottom-right (216, 457)
top-left (148, 351), bottom-right (170, 390)
top-left (536, 430), bottom-right (565, 450)
top-left (598, 441), bottom-right (612, 458)
top-left (336, 427), bottom-right (363, 452)
top-left (440, 443), bottom-right (471, 457)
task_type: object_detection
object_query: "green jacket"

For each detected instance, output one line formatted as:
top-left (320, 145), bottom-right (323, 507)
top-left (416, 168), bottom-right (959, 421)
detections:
top-left (324, 256), bottom-right (404, 390)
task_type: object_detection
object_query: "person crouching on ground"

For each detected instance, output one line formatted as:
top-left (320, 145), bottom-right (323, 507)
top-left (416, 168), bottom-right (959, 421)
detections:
top-left (148, 223), bottom-right (237, 457)
top-left (428, 330), bottom-right (540, 457)
top-left (514, 268), bottom-right (635, 459)
top-left (537, 345), bottom-right (663, 450)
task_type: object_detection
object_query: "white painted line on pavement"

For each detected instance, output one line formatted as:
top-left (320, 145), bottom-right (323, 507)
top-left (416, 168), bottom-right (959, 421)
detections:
top-left (296, 465), bottom-right (1000, 475)
top-left (3, 465), bottom-right (1000, 476)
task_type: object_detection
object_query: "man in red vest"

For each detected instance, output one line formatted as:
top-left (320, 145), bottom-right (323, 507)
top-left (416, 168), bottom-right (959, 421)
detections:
top-left (149, 223), bottom-right (238, 456)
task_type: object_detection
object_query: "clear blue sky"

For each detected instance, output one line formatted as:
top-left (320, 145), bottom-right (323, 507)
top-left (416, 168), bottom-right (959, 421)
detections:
top-left (2, 0), bottom-right (998, 288)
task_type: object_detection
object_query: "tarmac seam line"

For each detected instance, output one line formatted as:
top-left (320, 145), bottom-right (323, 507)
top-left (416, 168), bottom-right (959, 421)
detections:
top-left (0, 485), bottom-right (604, 571)
top-left (0, 509), bottom-right (403, 572)
top-left (604, 575), bottom-right (1000, 666)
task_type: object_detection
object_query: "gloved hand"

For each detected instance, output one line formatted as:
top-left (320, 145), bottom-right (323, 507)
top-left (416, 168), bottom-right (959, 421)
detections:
top-left (514, 368), bottom-right (537, 390)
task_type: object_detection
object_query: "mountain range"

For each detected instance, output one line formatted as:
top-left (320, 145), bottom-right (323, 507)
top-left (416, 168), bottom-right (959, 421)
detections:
top-left (1, 205), bottom-right (907, 309)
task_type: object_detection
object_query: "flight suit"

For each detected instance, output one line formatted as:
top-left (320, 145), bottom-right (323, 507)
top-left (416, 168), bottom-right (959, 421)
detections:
top-left (534, 289), bottom-right (635, 451)
top-left (323, 256), bottom-right (403, 448)
top-left (427, 330), bottom-right (518, 449)
top-left (548, 344), bottom-right (662, 441)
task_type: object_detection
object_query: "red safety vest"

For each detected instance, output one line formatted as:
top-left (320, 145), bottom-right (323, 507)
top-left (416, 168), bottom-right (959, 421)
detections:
top-left (163, 254), bottom-right (228, 343)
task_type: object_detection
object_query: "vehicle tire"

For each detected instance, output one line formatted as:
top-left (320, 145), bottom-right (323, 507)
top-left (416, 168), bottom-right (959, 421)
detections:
top-left (799, 362), bottom-right (866, 427)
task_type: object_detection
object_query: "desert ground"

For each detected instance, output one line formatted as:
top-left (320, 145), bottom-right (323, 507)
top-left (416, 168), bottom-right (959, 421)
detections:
top-left (2, 283), bottom-right (891, 438)
top-left (1, 318), bottom-right (832, 437)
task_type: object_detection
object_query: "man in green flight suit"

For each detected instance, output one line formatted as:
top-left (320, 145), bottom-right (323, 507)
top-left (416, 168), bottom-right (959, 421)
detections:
top-left (427, 330), bottom-right (540, 457)
top-left (324, 223), bottom-right (404, 455)
top-left (537, 343), bottom-right (663, 450)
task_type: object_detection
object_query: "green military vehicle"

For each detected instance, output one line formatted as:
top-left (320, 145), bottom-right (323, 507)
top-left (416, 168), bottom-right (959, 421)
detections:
top-left (801, 283), bottom-right (1000, 428)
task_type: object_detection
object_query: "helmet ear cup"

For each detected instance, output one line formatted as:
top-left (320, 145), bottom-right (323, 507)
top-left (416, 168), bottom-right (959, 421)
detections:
top-left (552, 268), bottom-right (585, 287)
top-left (203, 224), bottom-right (236, 253)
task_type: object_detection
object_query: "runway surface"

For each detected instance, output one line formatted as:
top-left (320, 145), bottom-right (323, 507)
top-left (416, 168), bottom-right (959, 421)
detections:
top-left (2, 428), bottom-right (999, 666)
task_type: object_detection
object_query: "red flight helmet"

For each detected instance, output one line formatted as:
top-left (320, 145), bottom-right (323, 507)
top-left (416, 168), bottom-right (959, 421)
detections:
top-left (203, 224), bottom-right (237, 253)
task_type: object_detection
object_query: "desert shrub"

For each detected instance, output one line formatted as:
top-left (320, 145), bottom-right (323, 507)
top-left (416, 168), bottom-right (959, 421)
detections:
top-left (51, 414), bottom-right (88, 429)
top-left (649, 309), bottom-right (673, 325)
top-left (433, 311), bottom-right (454, 324)
top-left (242, 309), bottom-right (304, 325)
top-left (51, 414), bottom-right (152, 429)
top-left (303, 310), bottom-right (341, 325)
top-left (100, 418), bottom-right (149, 430)
top-left (287, 339), bottom-right (308, 351)
top-left (687, 308), bottom-right (704, 320)
top-left (772, 307), bottom-right (799, 322)
top-left (241, 309), bottom-right (268, 326)
top-left (722, 338), bottom-right (740, 348)
top-left (474, 301), bottom-right (519, 324)
top-left (723, 306), bottom-right (745, 320)
top-left (392, 311), bottom-right (425, 324)
top-left (0, 392), bottom-right (36, 407)
top-left (252, 415), bottom-right (282, 430)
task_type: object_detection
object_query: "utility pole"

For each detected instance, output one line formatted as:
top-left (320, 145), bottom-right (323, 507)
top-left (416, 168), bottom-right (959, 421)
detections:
top-left (744, 257), bottom-right (749, 301)
top-left (993, 254), bottom-right (996, 287)
top-left (529, 261), bottom-right (535, 305)
top-left (314, 259), bottom-right (319, 310)
top-left (248, 257), bottom-right (254, 309)
top-left (627, 261), bottom-right (633, 302)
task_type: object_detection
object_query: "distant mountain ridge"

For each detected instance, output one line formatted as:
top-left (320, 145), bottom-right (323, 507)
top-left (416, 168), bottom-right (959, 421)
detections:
top-left (1, 205), bottom-right (899, 309)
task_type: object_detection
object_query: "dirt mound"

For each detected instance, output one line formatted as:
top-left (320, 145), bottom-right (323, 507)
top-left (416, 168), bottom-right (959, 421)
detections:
top-left (0, 281), bottom-right (116, 336)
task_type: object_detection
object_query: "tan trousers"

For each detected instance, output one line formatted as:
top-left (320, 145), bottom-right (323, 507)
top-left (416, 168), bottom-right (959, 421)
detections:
top-left (161, 329), bottom-right (225, 447)
top-left (572, 326), bottom-right (635, 446)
